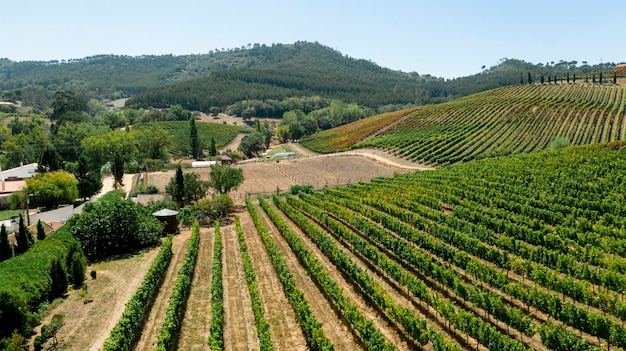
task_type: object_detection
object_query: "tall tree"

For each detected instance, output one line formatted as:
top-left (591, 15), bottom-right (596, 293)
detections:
top-left (75, 153), bottom-right (102, 200)
top-left (82, 130), bottom-right (137, 186)
top-left (36, 220), bottom-right (46, 241)
top-left (171, 165), bottom-right (185, 207)
top-left (190, 116), bottom-right (200, 159)
top-left (527, 72), bottom-right (532, 85)
top-left (0, 224), bottom-right (11, 261)
top-left (38, 147), bottom-right (63, 173)
top-left (209, 137), bottom-right (217, 157)
top-left (15, 215), bottom-right (32, 255)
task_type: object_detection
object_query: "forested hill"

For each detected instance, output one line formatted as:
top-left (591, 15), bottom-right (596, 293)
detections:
top-left (125, 42), bottom-right (449, 113)
top-left (1, 41), bottom-right (620, 114)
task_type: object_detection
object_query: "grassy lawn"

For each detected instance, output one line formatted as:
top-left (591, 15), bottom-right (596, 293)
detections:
top-left (0, 209), bottom-right (22, 221)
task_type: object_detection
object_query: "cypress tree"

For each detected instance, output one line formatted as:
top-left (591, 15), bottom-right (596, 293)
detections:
top-left (528, 72), bottom-right (532, 84)
top-left (600, 72), bottom-right (603, 84)
top-left (0, 224), bottom-right (11, 261)
top-left (174, 165), bottom-right (184, 207)
top-left (190, 116), bottom-right (200, 159)
top-left (593, 74), bottom-right (596, 83)
top-left (210, 137), bottom-right (217, 157)
top-left (573, 74), bottom-right (576, 83)
top-left (548, 76), bottom-right (552, 84)
top-left (540, 76), bottom-right (545, 84)
top-left (36, 220), bottom-right (46, 241)
top-left (614, 73), bottom-right (617, 84)
top-left (566, 72), bottom-right (570, 83)
top-left (15, 215), bottom-right (32, 255)
top-left (49, 258), bottom-right (68, 298)
top-left (520, 73), bottom-right (524, 85)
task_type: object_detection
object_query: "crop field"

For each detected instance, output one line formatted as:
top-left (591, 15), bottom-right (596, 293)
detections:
top-left (303, 83), bottom-right (626, 166)
top-left (48, 141), bottom-right (623, 351)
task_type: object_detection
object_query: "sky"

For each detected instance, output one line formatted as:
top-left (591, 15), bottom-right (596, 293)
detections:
top-left (3, 0), bottom-right (625, 79)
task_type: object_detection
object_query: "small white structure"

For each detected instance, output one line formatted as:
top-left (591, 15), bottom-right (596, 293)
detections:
top-left (191, 161), bottom-right (218, 168)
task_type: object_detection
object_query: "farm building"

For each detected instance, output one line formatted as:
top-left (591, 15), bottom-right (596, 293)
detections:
top-left (614, 63), bottom-right (626, 71)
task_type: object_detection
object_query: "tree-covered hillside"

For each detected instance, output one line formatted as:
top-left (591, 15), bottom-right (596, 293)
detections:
top-left (2, 41), bottom-right (620, 116)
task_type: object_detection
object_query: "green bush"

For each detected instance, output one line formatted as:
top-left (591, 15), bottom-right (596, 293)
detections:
top-left (69, 197), bottom-right (163, 261)
top-left (0, 227), bottom-right (82, 339)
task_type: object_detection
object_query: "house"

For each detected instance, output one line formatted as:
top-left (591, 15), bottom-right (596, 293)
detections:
top-left (0, 163), bottom-right (37, 181)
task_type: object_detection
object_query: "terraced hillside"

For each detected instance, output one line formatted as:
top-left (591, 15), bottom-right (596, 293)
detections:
top-left (302, 83), bottom-right (626, 165)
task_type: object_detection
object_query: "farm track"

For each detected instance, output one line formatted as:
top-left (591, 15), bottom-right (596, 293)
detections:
top-left (238, 211), bottom-right (308, 351)
top-left (134, 230), bottom-right (191, 351)
top-left (254, 203), bottom-right (375, 351)
top-left (222, 223), bottom-right (261, 351)
top-left (177, 227), bottom-right (214, 351)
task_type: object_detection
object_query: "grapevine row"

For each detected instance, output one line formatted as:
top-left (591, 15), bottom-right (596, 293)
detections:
top-left (208, 220), bottom-right (224, 350)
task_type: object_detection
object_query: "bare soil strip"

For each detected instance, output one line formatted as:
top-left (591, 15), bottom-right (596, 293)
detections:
top-left (255, 203), bottom-right (374, 351)
top-left (238, 211), bottom-right (308, 351)
top-left (33, 247), bottom-right (160, 351)
top-left (222, 223), bottom-right (261, 351)
top-left (177, 227), bottom-right (214, 351)
top-left (134, 230), bottom-right (191, 351)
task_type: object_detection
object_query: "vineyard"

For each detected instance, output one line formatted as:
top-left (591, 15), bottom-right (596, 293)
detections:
top-left (75, 141), bottom-right (625, 351)
top-left (303, 83), bottom-right (626, 165)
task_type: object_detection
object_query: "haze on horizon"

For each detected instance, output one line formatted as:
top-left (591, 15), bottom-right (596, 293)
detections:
top-left (3, 0), bottom-right (625, 79)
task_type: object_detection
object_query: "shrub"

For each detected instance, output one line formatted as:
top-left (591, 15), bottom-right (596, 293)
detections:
top-left (289, 184), bottom-right (314, 195)
top-left (193, 194), bottom-right (233, 225)
top-left (70, 252), bottom-right (87, 288)
top-left (69, 197), bottom-right (163, 261)
top-left (90, 270), bottom-right (96, 279)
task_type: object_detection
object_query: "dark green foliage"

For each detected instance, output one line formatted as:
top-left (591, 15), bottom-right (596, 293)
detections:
top-left (527, 72), bottom-right (532, 84)
top-left (75, 153), bottom-right (102, 200)
top-left (103, 236), bottom-right (172, 351)
top-left (37, 147), bottom-right (63, 173)
top-left (209, 137), bottom-right (217, 157)
top-left (0, 224), bottom-right (11, 261)
top-left (0, 227), bottom-right (81, 339)
top-left (290, 184), bottom-right (314, 195)
top-left (238, 132), bottom-right (264, 157)
top-left (208, 164), bottom-right (244, 194)
top-left (90, 270), bottom-right (96, 279)
top-left (190, 116), bottom-right (200, 159)
top-left (14, 215), bottom-right (32, 255)
top-left (36, 220), bottom-right (46, 241)
top-left (70, 251), bottom-right (87, 287)
top-left (68, 196), bottom-right (163, 261)
top-left (49, 258), bottom-right (67, 299)
top-left (166, 170), bottom-right (210, 206)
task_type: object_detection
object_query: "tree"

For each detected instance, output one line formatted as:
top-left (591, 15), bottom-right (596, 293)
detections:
top-left (190, 116), bottom-right (200, 159)
top-left (527, 72), bottom-right (532, 84)
top-left (209, 137), bottom-right (217, 157)
top-left (0, 224), bottom-right (11, 261)
top-left (25, 171), bottom-right (79, 210)
top-left (288, 121), bottom-right (305, 141)
top-left (68, 197), bottom-right (163, 261)
top-left (49, 258), bottom-right (67, 298)
top-left (166, 171), bottom-right (210, 205)
top-left (209, 164), bottom-right (244, 194)
top-left (82, 130), bottom-right (137, 187)
top-left (262, 121), bottom-right (273, 148)
top-left (37, 147), bottom-right (63, 173)
top-left (275, 125), bottom-right (290, 143)
top-left (255, 119), bottom-right (261, 133)
top-left (238, 132), bottom-right (264, 157)
top-left (70, 252), bottom-right (87, 288)
top-left (172, 165), bottom-right (185, 207)
top-left (14, 215), bottom-right (32, 255)
top-left (36, 220), bottom-right (46, 241)
top-left (75, 153), bottom-right (102, 200)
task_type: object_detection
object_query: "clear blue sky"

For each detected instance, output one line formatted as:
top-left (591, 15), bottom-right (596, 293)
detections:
top-left (3, 0), bottom-right (625, 78)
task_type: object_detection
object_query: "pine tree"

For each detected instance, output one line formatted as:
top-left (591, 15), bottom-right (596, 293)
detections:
top-left (15, 215), bottom-right (32, 255)
top-left (0, 224), bottom-right (11, 261)
top-left (210, 137), bottom-right (217, 157)
top-left (36, 220), bottom-right (46, 241)
top-left (190, 116), bottom-right (200, 159)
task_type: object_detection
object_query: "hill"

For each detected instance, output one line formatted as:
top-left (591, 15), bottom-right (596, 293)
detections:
top-left (2, 41), bottom-right (620, 115)
top-left (301, 82), bottom-right (626, 165)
